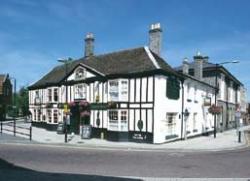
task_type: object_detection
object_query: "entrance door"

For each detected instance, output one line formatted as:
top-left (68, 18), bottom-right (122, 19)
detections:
top-left (70, 105), bottom-right (80, 134)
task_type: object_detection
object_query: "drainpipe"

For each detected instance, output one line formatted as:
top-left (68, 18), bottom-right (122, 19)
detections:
top-left (181, 80), bottom-right (184, 140)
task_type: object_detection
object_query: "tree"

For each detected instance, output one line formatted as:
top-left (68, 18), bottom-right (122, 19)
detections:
top-left (17, 87), bottom-right (29, 116)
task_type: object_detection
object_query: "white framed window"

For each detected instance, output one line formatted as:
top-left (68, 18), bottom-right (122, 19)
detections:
top-left (47, 110), bottom-right (52, 123)
top-left (109, 110), bottom-right (118, 123)
top-left (75, 67), bottom-right (86, 80)
top-left (109, 80), bottom-right (119, 101)
top-left (120, 80), bottom-right (128, 101)
top-left (75, 84), bottom-right (87, 99)
top-left (120, 111), bottom-right (127, 123)
top-left (120, 110), bottom-right (128, 131)
top-left (108, 110), bottom-right (128, 131)
top-left (47, 89), bottom-right (52, 102)
top-left (35, 91), bottom-right (39, 98)
top-left (166, 113), bottom-right (177, 135)
top-left (54, 88), bottom-right (58, 102)
top-left (53, 110), bottom-right (58, 123)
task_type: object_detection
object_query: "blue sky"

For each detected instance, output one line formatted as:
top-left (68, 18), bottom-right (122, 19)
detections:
top-left (0, 0), bottom-right (250, 100)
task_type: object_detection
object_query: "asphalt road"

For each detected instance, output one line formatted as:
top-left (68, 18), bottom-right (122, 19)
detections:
top-left (0, 142), bottom-right (250, 180)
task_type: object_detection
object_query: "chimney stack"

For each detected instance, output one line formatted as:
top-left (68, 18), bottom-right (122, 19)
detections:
top-left (149, 23), bottom-right (162, 56)
top-left (193, 51), bottom-right (203, 80)
top-left (182, 57), bottom-right (189, 74)
top-left (84, 32), bottom-right (94, 57)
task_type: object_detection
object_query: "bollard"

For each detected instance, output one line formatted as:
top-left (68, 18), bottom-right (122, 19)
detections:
top-left (29, 126), bottom-right (32, 141)
top-left (14, 120), bottom-right (16, 136)
top-left (238, 131), bottom-right (241, 143)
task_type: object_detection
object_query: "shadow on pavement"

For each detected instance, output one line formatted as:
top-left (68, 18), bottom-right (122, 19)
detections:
top-left (0, 158), bottom-right (141, 181)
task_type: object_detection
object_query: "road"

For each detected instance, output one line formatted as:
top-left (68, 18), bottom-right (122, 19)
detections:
top-left (0, 140), bottom-right (250, 180)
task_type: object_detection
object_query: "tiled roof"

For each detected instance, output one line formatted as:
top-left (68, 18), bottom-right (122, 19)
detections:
top-left (29, 47), bottom-right (179, 89)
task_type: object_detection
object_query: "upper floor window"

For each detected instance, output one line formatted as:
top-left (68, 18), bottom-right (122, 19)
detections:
top-left (166, 77), bottom-right (180, 100)
top-left (35, 91), bottom-right (39, 98)
top-left (109, 79), bottom-right (128, 101)
top-left (120, 80), bottom-right (128, 100)
top-left (75, 67), bottom-right (85, 80)
top-left (54, 88), bottom-right (58, 102)
top-left (109, 80), bottom-right (119, 101)
top-left (75, 84), bottom-right (87, 99)
top-left (47, 89), bottom-right (52, 102)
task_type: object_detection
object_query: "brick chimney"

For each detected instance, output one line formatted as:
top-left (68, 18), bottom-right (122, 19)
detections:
top-left (193, 51), bottom-right (203, 80)
top-left (149, 23), bottom-right (162, 56)
top-left (84, 32), bottom-right (94, 57)
top-left (182, 57), bottom-right (189, 74)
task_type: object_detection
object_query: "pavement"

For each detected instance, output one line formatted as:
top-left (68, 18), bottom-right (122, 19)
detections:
top-left (1, 120), bottom-right (250, 152)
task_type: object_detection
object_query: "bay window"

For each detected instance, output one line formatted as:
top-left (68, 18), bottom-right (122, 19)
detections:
top-left (109, 79), bottom-right (128, 101)
top-left (108, 110), bottom-right (128, 131)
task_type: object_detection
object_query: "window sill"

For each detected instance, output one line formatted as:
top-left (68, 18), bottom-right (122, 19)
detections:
top-left (165, 134), bottom-right (178, 140)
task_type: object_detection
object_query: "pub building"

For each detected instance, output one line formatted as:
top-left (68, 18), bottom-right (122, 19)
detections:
top-left (28, 23), bottom-right (216, 144)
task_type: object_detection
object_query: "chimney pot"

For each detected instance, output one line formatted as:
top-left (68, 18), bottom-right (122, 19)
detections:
top-left (84, 32), bottom-right (94, 57)
top-left (193, 53), bottom-right (204, 80)
top-left (182, 57), bottom-right (189, 74)
top-left (149, 23), bottom-right (162, 56)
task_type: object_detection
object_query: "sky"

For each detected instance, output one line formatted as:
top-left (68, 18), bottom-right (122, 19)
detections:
top-left (0, 0), bottom-right (250, 100)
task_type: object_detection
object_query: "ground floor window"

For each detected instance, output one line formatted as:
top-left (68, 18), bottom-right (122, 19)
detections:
top-left (47, 110), bottom-right (52, 123)
top-left (108, 110), bottom-right (128, 131)
top-left (166, 112), bottom-right (177, 135)
top-left (53, 110), bottom-right (58, 123)
top-left (120, 111), bottom-right (127, 123)
top-left (109, 110), bottom-right (118, 123)
top-left (37, 109), bottom-right (41, 121)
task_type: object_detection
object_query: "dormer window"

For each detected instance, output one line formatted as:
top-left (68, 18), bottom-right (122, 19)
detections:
top-left (75, 67), bottom-right (86, 80)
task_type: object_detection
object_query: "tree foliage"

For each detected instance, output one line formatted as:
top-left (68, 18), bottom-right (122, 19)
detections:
top-left (16, 86), bottom-right (29, 116)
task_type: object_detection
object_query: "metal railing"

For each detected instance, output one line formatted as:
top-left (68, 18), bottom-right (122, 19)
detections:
top-left (0, 121), bottom-right (32, 141)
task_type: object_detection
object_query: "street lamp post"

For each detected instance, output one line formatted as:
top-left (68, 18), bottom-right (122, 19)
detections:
top-left (10, 77), bottom-right (17, 136)
top-left (58, 58), bottom-right (72, 143)
top-left (214, 60), bottom-right (239, 138)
